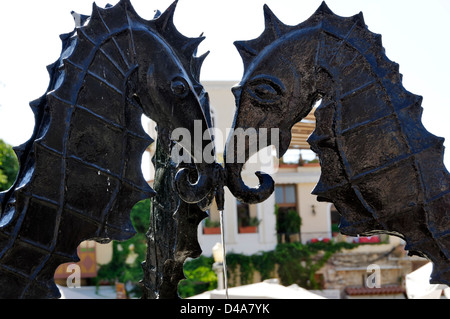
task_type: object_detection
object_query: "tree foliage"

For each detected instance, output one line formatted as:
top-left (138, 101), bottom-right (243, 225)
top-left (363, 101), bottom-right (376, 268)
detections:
top-left (181, 241), bottom-right (358, 298)
top-left (0, 139), bottom-right (18, 191)
top-left (178, 255), bottom-right (217, 298)
top-left (95, 199), bottom-right (150, 298)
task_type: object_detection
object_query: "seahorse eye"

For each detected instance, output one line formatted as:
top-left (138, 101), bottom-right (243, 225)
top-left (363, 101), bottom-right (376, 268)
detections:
top-left (171, 77), bottom-right (189, 98)
top-left (246, 75), bottom-right (285, 105)
top-left (254, 83), bottom-right (278, 99)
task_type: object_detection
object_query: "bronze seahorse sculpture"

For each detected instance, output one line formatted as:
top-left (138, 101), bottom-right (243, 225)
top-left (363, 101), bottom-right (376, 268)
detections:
top-left (224, 2), bottom-right (449, 285)
top-left (0, 0), bottom-right (215, 298)
top-left (140, 3), bottom-right (218, 299)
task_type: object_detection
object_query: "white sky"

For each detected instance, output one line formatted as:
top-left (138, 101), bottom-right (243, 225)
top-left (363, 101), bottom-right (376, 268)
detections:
top-left (0, 0), bottom-right (449, 169)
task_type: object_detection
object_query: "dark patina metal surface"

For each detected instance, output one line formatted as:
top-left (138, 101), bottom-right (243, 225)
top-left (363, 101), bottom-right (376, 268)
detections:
top-left (0, 0), bottom-right (448, 299)
top-left (0, 0), bottom-right (214, 298)
top-left (224, 2), bottom-right (449, 285)
top-left (140, 3), bottom-right (217, 299)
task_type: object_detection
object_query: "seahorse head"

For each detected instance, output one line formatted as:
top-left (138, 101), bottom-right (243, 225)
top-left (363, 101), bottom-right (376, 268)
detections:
top-left (129, 2), bottom-right (216, 205)
top-left (0, 0), bottom-right (217, 298)
top-left (226, 2), bottom-right (450, 285)
top-left (224, 5), bottom-right (326, 204)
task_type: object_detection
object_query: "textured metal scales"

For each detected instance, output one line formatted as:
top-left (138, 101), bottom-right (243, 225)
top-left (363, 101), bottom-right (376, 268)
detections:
top-left (225, 2), bottom-right (449, 285)
top-left (0, 0), bottom-right (214, 298)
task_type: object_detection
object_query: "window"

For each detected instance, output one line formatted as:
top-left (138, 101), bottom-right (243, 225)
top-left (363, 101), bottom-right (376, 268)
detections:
top-left (274, 184), bottom-right (300, 243)
top-left (237, 200), bottom-right (250, 225)
top-left (275, 184), bottom-right (297, 209)
top-left (236, 200), bottom-right (259, 233)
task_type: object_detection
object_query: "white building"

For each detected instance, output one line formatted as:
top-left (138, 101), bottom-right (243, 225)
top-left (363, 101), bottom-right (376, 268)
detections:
top-left (147, 81), bottom-right (333, 256)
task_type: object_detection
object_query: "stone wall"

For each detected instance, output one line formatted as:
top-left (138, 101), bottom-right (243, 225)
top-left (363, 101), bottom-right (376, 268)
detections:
top-left (316, 243), bottom-right (428, 292)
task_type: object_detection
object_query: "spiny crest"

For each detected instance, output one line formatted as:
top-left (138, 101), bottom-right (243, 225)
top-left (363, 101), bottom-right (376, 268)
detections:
top-left (75, 0), bottom-right (207, 95)
top-left (234, 1), bottom-right (367, 72)
top-left (149, 0), bottom-right (209, 95)
top-left (234, 4), bottom-right (292, 72)
top-left (14, 23), bottom-right (80, 163)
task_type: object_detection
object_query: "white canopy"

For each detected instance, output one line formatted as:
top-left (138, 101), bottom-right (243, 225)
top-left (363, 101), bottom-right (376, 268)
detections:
top-left (188, 279), bottom-right (326, 299)
top-left (58, 285), bottom-right (117, 299)
top-left (405, 263), bottom-right (449, 299)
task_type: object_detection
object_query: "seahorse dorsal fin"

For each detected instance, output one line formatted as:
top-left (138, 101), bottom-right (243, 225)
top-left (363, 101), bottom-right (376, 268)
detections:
top-left (154, 0), bottom-right (178, 33)
top-left (234, 40), bottom-right (258, 71)
top-left (153, 9), bottom-right (162, 19)
top-left (181, 36), bottom-right (206, 60)
top-left (263, 4), bottom-right (286, 39)
top-left (351, 12), bottom-right (366, 27)
top-left (315, 1), bottom-right (334, 16)
top-left (71, 11), bottom-right (90, 27)
top-left (151, 0), bottom-right (207, 89)
top-left (192, 51), bottom-right (210, 83)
